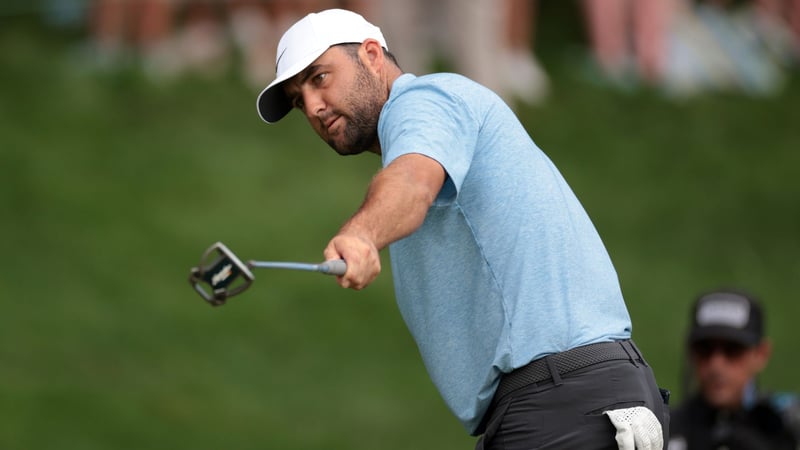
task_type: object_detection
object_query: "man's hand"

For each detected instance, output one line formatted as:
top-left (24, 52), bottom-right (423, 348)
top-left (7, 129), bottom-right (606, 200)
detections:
top-left (324, 232), bottom-right (381, 290)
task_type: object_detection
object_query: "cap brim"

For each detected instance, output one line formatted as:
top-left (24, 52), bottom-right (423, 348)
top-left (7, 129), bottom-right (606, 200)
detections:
top-left (257, 80), bottom-right (292, 124)
top-left (256, 47), bottom-right (329, 124)
top-left (689, 326), bottom-right (760, 346)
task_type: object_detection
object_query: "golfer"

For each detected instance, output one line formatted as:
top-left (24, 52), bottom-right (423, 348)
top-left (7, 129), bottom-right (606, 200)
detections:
top-left (257, 9), bottom-right (669, 449)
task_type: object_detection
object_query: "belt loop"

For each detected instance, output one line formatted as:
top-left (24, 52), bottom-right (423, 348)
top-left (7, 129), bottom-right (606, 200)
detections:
top-left (627, 340), bottom-right (648, 366)
top-left (619, 340), bottom-right (639, 367)
top-left (545, 356), bottom-right (563, 386)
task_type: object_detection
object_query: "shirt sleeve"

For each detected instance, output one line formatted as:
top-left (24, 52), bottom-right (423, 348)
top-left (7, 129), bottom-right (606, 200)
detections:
top-left (379, 80), bottom-right (480, 200)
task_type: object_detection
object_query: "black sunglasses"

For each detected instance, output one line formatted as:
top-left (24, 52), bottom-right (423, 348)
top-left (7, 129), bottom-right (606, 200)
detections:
top-left (691, 340), bottom-right (750, 360)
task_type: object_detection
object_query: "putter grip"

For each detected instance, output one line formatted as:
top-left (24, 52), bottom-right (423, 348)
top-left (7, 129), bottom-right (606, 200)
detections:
top-left (320, 259), bottom-right (347, 276)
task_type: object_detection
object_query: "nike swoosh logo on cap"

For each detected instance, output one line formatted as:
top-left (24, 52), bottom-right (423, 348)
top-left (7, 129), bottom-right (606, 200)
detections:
top-left (276, 47), bottom-right (288, 74)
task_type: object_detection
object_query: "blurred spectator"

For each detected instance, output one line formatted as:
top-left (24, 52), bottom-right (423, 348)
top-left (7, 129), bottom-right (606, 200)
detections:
top-left (690, 0), bottom-right (786, 95)
top-left (661, 0), bottom-right (744, 97)
top-left (87, 0), bottom-right (230, 80)
top-left (361, 0), bottom-right (547, 106)
top-left (580, 0), bottom-right (797, 98)
top-left (668, 289), bottom-right (800, 450)
top-left (500, 0), bottom-right (549, 104)
top-left (87, 0), bottom-right (171, 70)
top-left (700, 0), bottom-right (800, 64)
top-left (166, 1), bottom-right (230, 79)
top-left (82, 0), bottom-right (550, 102)
top-left (82, 0), bottom-right (796, 99)
top-left (446, 0), bottom-right (549, 105)
top-left (582, 0), bottom-right (677, 88)
top-left (229, 0), bottom-right (329, 89)
top-left (85, 0), bottom-right (337, 84)
top-left (659, 0), bottom-right (798, 98)
top-left (227, 0), bottom-right (275, 88)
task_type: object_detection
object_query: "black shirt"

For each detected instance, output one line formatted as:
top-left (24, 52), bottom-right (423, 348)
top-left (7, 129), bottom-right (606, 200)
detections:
top-left (669, 392), bottom-right (799, 450)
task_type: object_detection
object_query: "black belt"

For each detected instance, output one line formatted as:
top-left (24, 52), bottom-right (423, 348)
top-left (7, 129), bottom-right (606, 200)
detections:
top-left (474, 340), bottom-right (645, 436)
top-left (493, 339), bottom-right (642, 404)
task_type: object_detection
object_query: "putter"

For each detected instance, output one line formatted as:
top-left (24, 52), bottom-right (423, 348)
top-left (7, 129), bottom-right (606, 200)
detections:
top-left (188, 241), bottom-right (347, 306)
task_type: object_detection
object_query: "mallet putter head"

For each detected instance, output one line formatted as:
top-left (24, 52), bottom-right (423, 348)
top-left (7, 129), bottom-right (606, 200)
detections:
top-left (188, 242), bottom-right (255, 306)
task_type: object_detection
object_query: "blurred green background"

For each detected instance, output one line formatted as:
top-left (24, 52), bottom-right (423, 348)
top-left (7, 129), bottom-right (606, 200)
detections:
top-left (1, 2), bottom-right (798, 449)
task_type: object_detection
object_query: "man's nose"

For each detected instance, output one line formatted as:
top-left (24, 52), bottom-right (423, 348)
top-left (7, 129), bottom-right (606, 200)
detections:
top-left (302, 91), bottom-right (325, 118)
top-left (706, 351), bottom-right (731, 369)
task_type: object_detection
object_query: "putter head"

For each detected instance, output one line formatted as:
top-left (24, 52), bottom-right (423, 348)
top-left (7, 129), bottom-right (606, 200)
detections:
top-left (188, 242), bottom-right (255, 306)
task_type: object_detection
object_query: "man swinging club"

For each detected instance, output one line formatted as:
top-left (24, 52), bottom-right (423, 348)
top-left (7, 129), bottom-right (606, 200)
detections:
top-left (256, 8), bottom-right (669, 449)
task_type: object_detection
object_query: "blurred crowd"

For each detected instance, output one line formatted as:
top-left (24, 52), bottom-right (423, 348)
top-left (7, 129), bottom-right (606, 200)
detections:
top-left (39, 0), bottom-right (800, 102)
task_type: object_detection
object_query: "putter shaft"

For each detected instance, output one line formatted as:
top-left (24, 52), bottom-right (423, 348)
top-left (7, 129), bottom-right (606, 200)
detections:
top-left (248, 259), bottom-right (347, 275)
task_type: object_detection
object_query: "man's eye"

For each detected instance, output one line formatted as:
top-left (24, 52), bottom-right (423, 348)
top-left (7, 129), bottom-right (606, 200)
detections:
top-left (313, 73), bottom-right (327, 85)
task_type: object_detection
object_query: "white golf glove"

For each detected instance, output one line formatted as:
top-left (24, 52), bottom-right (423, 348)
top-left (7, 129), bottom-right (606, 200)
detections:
top-left (604, 406), bottom-right (663, 450)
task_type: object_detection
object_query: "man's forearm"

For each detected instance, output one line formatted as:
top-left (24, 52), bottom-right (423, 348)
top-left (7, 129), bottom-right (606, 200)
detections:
top-left (341, 158), bottom-right (440, 249)
top-left (324, 153), bottom-right (446, 289)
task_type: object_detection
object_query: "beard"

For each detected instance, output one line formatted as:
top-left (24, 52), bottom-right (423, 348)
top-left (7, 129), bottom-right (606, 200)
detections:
top-left (326, 62), bottom-right (384, 156)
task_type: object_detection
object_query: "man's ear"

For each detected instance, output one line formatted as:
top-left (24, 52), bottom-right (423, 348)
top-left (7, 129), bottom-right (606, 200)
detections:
top-left (752, 338), bottom-right (772, 372)
top-left (360, 38), bottom-right (385, 74)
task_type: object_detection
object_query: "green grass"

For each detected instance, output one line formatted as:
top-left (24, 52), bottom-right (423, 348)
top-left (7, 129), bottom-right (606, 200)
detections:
top-left (1, 18), bottom-right (798, 449)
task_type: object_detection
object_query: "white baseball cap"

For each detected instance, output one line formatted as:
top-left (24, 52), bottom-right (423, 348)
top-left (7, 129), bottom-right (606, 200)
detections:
top-left (256, 9), bottom-right (388, 124)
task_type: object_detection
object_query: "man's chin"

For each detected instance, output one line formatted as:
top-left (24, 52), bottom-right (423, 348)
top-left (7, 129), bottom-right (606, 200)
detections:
top-left (704, 387), bottom-right (739, 409)
top-left (327, 141), bottom-right (355, 156)
top-left (327, 139), bottom-right (370, 156)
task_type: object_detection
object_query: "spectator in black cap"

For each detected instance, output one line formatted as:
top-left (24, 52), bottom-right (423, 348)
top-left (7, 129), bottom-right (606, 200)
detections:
top-left (668, 288), bottom-right (800, 450)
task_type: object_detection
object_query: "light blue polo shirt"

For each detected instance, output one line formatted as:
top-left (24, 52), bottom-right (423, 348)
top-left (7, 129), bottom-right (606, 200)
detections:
top-left (378, 73), bottom-right (632, 434)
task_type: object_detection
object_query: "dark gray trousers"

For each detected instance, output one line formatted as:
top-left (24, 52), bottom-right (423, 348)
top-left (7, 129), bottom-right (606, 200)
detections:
top-left (475, 341), bottom-right (670, 449)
